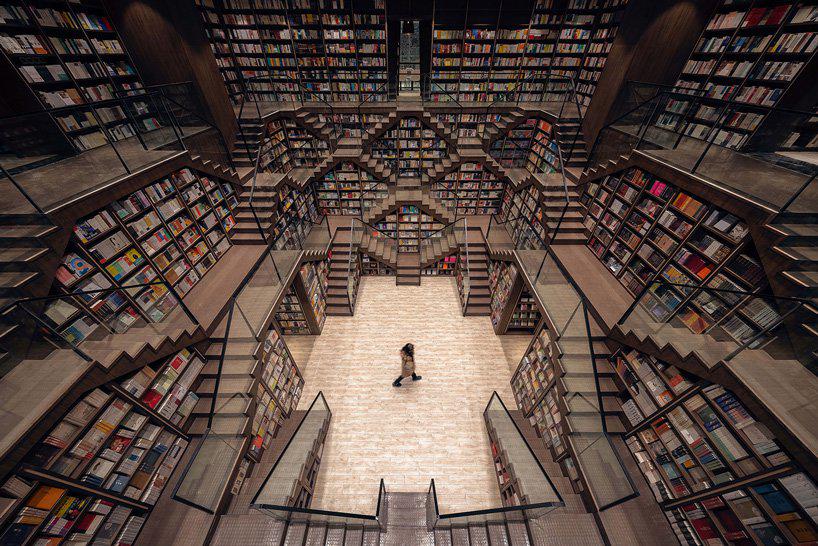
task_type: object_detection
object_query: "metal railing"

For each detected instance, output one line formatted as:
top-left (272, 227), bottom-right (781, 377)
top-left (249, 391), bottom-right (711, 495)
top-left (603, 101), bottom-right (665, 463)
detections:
top-left (421, 74), bottom-right (464, 138)
top-left (419, 217), bottom-right (471, 310)
top-left (584, 81), bottom-right (818, 210)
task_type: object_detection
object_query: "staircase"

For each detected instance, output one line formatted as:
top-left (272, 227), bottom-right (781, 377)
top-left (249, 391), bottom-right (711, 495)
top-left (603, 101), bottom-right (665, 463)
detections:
top-left (479, 109), bottom-right (529, 151)
top-left (189, 335), bottom-right (257, 437)
top-left (230, 172), bottom-right (284, 245)
top-left (554, 120), bottom-right (589, 169)
top-left (396, 253), bottom-right (421, 286)
top-left (326, 229), bottom-right (356, 316)
top-left (232, 117), bottom-right (265, 169)
top-left (360, 232), bottom-right (397, 270)
top-left (765, 211), bottom-right (818, 360)
top-left (537, 174), bottom-right (587, 246)
top-left (294, 110), bottom-right (339, 145)
top-left (462, 227), bottom-right (491, 316)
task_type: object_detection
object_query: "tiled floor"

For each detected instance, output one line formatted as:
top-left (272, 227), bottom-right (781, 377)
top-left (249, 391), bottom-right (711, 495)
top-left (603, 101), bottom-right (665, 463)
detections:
top-left (284, 276), bottom-right (531, 515)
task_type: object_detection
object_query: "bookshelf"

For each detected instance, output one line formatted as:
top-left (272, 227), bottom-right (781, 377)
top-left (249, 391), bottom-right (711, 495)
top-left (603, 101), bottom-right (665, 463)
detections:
top-left (275, 286), bottom-right (310, 334)
top-left (394, 206), bottom-right (442, 254)
top-left (508, 289), bottom-right (541, 332)
top-left (422, 255), bottom-right (457, 276)
top-left (430, 161), bottom-right (504, 216)
top-left (490, 117), bottom-right (536, 168)
top-left (361, 254), bottom-right (394, 275)
top-left (270, 183), bottom-right (321, 249)
top-left (0, 349), bottom-right (202, 546)
top-left (581, 166), bottom-right (780, 343)
top-left (782, 106), bottom-right (818, 150)
top-left (0, 0), bottom-right (160, 151)
top-left (316, 161), bottom-right (386, 216)
top-left (486, 417), bottom-right (527, 507)
top-left (499, 184), bottom-right (549, 248)
top-left (660, 1), bottom-right (818, 150)
top-left (47, 167), bottom-right (237, 343)
top-left (370, 117), bottom-right (449, 179)
top-left (255, 118), bottom-right (328, 173)
top-left (614, 348), bottom-right (818, 545)
top-left (489, 259), bottom-right (531, 334)
top-left (299, 261), bottom-right (327, 332)
top-left (248, 326), bottom-right (304, 460)
top-left (526, 118), bottom-right (560, 173)
top-left (194, 0), bottom-right (387, 104)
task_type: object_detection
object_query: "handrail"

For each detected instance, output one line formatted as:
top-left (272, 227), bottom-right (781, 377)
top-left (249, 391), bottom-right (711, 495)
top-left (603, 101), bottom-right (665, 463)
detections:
top-left (421, 74), bottom-right (463, 137)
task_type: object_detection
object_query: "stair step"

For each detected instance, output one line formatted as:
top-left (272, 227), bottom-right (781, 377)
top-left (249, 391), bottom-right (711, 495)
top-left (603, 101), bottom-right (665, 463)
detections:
top-left (782, 270), bottom-right (818, 293)
top-left (189, 414), bottom-right (248, 436)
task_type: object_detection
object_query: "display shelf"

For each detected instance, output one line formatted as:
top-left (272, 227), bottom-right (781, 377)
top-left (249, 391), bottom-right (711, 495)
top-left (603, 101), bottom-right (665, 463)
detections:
top-left (0, 0), bottom-right (159, 151)
top-left (194, 0), bottom-right (388, 104)
top-left (617, 347), bottom-right (818, 545)
top-left (490, 118), bottom-right (535, 168)
top-left (431, 161), bottom-right (504, 215)
top-left (488, 259), bottom-right (523, 333)
top-left (526, 118), bottom-right (560, 174)
top-left (661, 1), bottom-right (818, 149)
top-left (507, 289), bottom-right (541, 332)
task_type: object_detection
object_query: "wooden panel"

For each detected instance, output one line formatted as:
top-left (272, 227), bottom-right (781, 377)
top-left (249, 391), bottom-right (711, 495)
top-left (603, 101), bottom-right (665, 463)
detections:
top-left (102, 0), bottom-right (238, 148)
top-left (582, 0), bottom-right (719, 146)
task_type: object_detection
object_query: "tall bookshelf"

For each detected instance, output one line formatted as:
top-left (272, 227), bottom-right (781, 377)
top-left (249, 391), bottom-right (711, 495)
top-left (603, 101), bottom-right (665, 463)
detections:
top-left (370, 117), bottom-right (448, 179)
top-left (248, 326), bottom-right (304, 460)
top-left (270, 183), bottom-right (320, 248)
top-left (255, 118), bottom-right (328, 174)
top-left (49, 167), bottom-right (238, 343)
top-left (490, 117), bottom-right (536, 168)
top-left (659, 1), bottom-right (818, 149)
top-left (422, 255), bottom-right (457, 276)
top-left (613, 348), bottom-right (818, 546)
top-left (316, 161), bottom-right (386, 216)
top-left (581, 166), bottom-right (780, 345)
top-left (499, 184), bottom-right (549, 247)
top-left (430, 161), bottom-right (504, 216)
top-left (274, 260), bottom-right (327, 335)
top-left (0, 348), bottom-right (202, 546)
top-left (0, 0), bottom-right (160, 151)
top-left (395, 206), bottom-right (442, 254)
top-left (194, 0), bottom-right (387, 104)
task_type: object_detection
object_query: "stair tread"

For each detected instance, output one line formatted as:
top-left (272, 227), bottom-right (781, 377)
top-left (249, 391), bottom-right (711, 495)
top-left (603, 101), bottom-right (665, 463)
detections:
top-left (776, 223), bottom-right (818, 237)
top-left (0, 271), bottom-right (38, 288)
top-left (783, 270), bottom-right (818, 287)
top-left (775, 245), bottom-right (818, 261)
top-left (0, 225), bottom-right (58, 239)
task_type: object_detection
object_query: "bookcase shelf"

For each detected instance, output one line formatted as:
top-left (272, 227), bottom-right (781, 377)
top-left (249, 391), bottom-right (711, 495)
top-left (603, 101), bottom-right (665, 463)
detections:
top-left (371, 117), bottom-right (449, 179)
top-left (581, 166), bottom-right (778, 343)
top-left (0, 0), bottom-right (160, 151)
top-left (422, 255), bottom-right (457, 276)
top-left (276, 286), bottom-right (310, 334)
top-left (661, 1), bottom-right (818, 149)
top-left (0, 348), bottom-right (202, 546)
top-left (194, 0), bottom-right (387, 104)
top-left (248, 327), bottom-right (304, 460)
top-left (49, 167), bottom-right (238, 343)
top-left (316, 161), bottom-right (386, 216)
top-left (430, 161), bottom-right (504, 216)
top-left (499, 184), bottom-right (549, 248)
top-left (613, 347), bottom-right (818, 545)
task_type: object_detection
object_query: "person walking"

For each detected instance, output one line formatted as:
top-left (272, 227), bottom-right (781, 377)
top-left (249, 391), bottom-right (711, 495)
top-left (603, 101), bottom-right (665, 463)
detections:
top-left (392, 343), bottom-right (421, 387)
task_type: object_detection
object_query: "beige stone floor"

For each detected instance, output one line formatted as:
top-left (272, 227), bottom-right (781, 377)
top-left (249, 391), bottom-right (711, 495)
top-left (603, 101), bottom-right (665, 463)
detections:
top-left (284, 276), bottom-right (531, 515)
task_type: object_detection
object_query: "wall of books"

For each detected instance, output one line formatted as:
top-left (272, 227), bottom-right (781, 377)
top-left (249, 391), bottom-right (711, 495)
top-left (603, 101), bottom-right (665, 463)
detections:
top-left (431, 161), bottom-right (505, 215)
top-left (270, 183), bottom-right (321, 248)
top-left (370, 117), bottom-right (449, 178)
top-left (488, 117), bottom-right (561, 174)
top-left (49, 167), bottom-right (238, 344)
top-left (488, 259), bottom-right (519, 331)
top-left (194, 0), bottom-right (387, 104)
top-left (0, 348), bottom-right (201, 545)
top-left (0, 0), bottom-right (160, 151)
top-left (659, 1), bottom-right (818, 149)
top-left (499, 184), bottom-right (549, 248)
top-left (422, 255), bottom-right (457, 276)
top-left (430, 0), bottom-right (627, 105)
top-left (581, 166), bottom-right (781, 344)
top-left (315, 161), bottom-right (386, 216)
top-left (248, 327), bottom-right (304, 460)
top-left (361, 254), bottom-right (394, 275)
top-left (257, 118), bottom-right (329, 174)
top-left (613, 347), bottom-right (818, 545)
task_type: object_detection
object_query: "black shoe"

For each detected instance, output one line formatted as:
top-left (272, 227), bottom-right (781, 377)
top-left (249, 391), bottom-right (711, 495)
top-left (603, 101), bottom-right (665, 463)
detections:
top-left (412, 374), bottom-right (422, 381)
top-left (392, 379), bottom-right (402, 387)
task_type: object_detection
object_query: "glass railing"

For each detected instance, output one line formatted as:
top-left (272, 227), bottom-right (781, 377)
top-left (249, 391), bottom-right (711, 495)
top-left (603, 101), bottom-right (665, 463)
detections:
top-left (0, 85), bottom-right (236, 214)
top-left (618, 279), bottom-right (815, 373)
top-left (587, 81), bottom-right (818, 210)
top-left (172, 429), bottom-right (244, 514)
top-left (0, 279), bottom-right (196, 359)
top-left (419, 217), bottom-right (470, 308)
top-left (510, 234), bottom-right (640, 511)
top-left (425, 392), bottom-right (564, 530)
top-left (250, 392), bottom-right (383, 529)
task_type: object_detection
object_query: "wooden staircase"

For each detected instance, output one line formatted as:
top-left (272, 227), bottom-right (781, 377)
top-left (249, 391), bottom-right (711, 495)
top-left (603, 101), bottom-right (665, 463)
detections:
top-left (462, 227), bottom-right (491, 316)
top-left (396, 252), bottom-right (420, 286)
top-left (764, 211), bottom-right (818, 360)
top-left (326, 229), bottom-right (356, 316)
top-left (360, 232), bottom-right (397, 270)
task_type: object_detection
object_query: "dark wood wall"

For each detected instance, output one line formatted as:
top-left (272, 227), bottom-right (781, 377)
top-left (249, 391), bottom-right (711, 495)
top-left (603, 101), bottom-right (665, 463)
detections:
top-left (582, 0), bottom-right (719, 148)
top-left (103, 0), bottom-right (238, 149)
